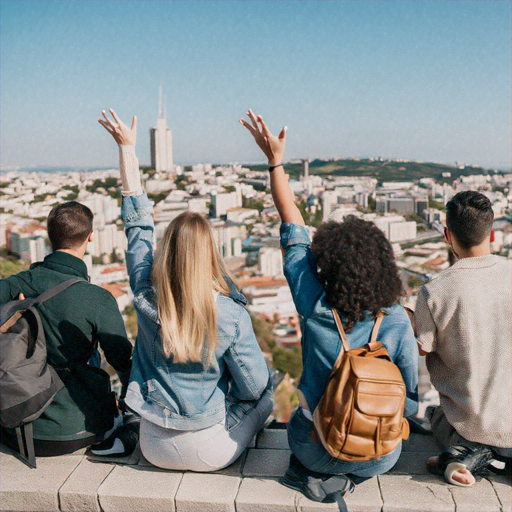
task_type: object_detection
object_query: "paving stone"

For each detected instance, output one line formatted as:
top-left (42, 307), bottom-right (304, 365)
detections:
top-left (243, 448), bottom-right (291, 478)
top-left (59, 458), bottom-right (115, 512)
top-left (257, 429), bottom-right (290, 450)
top-left (449, 477), bottom-right (502, 512)
top-left (0, 451), bottom-right (82, 512)
top-left (379, 475), bottom-right (455, 512)
top-left (345, 476), bottom-right (383, 512)
top-left (402, 434), bottom-right (440, 453)
top-left (137, 450), bottom-right (247, 476)
top-left (488, 475), bottom-right (512, 512)
top-left (236, 478), bottom-right (298, 512)
top-left (175, 473), bottom-right (240, 511)
top-left (296, 496), bottom-right (338, 511)
top-left (389, 451), bottom-right (430, 475)
top-left (296, 476), bottom-right (382, 512)
top-left (98, 465), bottom-right (183, 511)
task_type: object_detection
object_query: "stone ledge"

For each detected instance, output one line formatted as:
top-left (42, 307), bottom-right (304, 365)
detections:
top-left (1, 432), bottom-right (510, 512)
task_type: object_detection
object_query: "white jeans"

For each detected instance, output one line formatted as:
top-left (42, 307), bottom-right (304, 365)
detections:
top-left (140, 388), bottom-right (273, 471)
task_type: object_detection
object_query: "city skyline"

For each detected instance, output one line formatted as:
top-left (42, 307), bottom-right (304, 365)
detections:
top-left (1, 0), bottom-right (511, 169)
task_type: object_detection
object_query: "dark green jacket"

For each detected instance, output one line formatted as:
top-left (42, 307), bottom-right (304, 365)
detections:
top-left (0, 251), bottom-right (132, 441)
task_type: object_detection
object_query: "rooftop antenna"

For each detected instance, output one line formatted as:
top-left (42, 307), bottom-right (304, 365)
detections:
top-left (158, 85), bottom-right (164, 119)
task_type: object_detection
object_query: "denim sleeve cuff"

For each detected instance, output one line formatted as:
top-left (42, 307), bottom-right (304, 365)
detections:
top-left (280, 222), bottom-right (311, 248)
top-left (121, 191), bottom-right (154, 227)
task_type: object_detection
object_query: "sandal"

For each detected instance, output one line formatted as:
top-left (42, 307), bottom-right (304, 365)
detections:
top-left (427, 445), bottom-right (494, 487)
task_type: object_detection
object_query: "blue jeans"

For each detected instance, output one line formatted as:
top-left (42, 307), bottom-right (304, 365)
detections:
top-left (287, 407), bottom-right (401, 477)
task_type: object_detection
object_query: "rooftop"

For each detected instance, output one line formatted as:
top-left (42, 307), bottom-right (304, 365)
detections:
top-left (1, 430), bottom-right (510, 512)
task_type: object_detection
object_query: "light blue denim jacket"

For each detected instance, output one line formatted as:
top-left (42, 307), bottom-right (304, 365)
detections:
top-left (121, 192), bottom-right (271, 430)
top-left (280, 223), bottom-right (419, 417)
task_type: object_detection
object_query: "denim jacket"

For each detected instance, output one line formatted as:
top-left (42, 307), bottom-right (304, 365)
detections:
top-left (121, 192), bottom-right (271, 430)
top-left (280, 223), bottom-right (419, 417)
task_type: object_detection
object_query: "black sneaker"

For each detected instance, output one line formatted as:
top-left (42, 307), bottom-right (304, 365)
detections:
top-left (89, 422), bottom-right (138, 458)
top-left (280, 454), bottom-right (354, 511)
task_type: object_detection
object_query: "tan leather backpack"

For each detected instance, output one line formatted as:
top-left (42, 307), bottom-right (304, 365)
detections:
top-left (313, 309), bottom-right (409, 461)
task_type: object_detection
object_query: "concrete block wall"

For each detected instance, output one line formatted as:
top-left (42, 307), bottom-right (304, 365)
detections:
top-left (1, 432), bottom-right (510, 512)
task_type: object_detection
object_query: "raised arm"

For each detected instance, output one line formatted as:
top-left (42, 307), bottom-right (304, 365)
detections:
top-left (98, 109), bottom-right (154, 298)
top-left (240, 110), bottom-right (304, 226)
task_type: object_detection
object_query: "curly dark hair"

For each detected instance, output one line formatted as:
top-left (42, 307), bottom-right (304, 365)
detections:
top-left (311, 215), bottom-right (403, 332)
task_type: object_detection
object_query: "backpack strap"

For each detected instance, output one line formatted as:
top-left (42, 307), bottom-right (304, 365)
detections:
top-left (1, 278), bottom-right (86, 329)
top-left (15, 423), bottom-right (36, 468)
top-left (368, 311), bottom-right (385, 350)
top-left (30, 277), bottom-right (86, 306)
top-left (331, 309), bottom-right (350, 352)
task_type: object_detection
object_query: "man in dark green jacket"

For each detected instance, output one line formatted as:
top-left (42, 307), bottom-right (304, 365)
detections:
top-left (1, 201), bottom-right (133, 456)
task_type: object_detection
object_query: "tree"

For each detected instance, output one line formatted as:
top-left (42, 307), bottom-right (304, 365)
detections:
top-left (110, 249), bottom-right (123, 264)
top-left (272, 345), bottom-right (303, 379)
top-left (250, 314), bottom-right (276, 352)
top-left (0, 256), bottom-right (28, 278)
top-left (407, 276), bottom-right (424, 288)
top-left (123, 305), bottom-right (138, 339)
top-left (148, 192), bottom-right (168, 204)
top-left (428, 197), bottom-right (445, 210)
top-left (273, 375), bottom-right (299, 422)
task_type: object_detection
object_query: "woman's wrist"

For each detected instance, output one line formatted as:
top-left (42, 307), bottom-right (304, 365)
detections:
top-left (268, 163), bottom-right (283, 173)
top-left (119, 145), bottom-right (142, 196)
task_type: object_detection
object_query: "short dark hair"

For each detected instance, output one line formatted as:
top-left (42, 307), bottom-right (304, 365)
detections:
top-left (47, 201), bottom-right (94, 251)
top-left (446, 191), bottom-right (493, 250)
top-left (311, 216), bottom-right (403, 333)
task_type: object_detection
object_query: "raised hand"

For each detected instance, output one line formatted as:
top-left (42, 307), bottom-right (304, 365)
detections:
top-left (239, 109), bottom-right (286, 166)
top-left (98, 109), bottom-right (137, 146)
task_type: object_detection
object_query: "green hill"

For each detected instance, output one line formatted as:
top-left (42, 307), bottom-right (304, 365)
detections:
top-left (249, 159), bottom-right (502, 184)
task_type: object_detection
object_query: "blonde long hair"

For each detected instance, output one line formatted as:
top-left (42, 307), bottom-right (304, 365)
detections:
top-left (152, 212), bottom-right (231, 364)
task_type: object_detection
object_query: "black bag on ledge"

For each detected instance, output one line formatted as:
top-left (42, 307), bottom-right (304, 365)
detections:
top-left (0, 278), bottom-right (85, 468)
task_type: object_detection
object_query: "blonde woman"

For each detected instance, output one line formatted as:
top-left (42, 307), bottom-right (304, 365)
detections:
top-left (98, 109), bottom-right (272, 471)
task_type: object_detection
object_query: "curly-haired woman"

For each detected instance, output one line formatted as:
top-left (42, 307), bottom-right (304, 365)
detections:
top-left (240, 110), bottom-right (418, 485)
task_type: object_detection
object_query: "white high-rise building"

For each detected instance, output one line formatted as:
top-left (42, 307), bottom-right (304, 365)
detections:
top-left (150, 86), bottom-right (174, 173)
top-left (258, 247), bottom-right (284, 277)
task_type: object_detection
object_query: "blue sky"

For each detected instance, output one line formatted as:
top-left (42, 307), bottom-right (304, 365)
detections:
top-left (1, 0), bottom-right (511, 169)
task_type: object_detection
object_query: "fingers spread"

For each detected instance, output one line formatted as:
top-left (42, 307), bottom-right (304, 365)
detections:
top-left (239, 118), bottom-right (256, 135)
top-left (102, 110), bottom-right (116, 129)
top-left (278, 126), bottom-right (287, 141)
top-left (247, 109), bottom-right (260, 132)
top-left (257, 115), bottom-right (271, 138)
top-left (131, 115), bottom-right (137, 131)
top-left (98, 118), bottom-right (114, 133)
top-left (110, 108), bottom-right (122, 125)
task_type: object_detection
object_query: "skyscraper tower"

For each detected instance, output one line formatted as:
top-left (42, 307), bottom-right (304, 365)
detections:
top-left (301, 158), bottom-right (310, 180)
top-left (149, 86), bottom-right (174, 172)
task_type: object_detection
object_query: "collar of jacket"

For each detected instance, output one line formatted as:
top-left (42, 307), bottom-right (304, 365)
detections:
top-left (30, 251), bottom-right (89, 280)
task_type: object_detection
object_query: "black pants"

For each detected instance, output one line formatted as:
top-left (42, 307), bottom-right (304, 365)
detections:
top-left (1, 427), bottom-right (102, 456)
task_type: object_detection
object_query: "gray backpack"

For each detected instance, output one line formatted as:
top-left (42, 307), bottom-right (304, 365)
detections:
top-left (0, 277), bottom-right (85, 467)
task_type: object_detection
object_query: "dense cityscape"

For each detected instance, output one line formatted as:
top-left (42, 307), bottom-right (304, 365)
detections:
top-left (1, 95), bottom-right (511, 421)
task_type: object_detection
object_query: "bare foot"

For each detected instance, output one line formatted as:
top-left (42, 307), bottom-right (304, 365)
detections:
top-left (427, 456), bottom-right (476, 486)
top-left (450, 467), bottom-right (475, 486)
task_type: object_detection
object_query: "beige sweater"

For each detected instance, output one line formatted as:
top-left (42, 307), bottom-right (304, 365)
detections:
top-left (415, 254), bottom-right (512, 448)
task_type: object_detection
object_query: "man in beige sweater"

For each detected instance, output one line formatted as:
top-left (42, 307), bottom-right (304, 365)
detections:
top-left (415, 190), bottom-right (511, 486)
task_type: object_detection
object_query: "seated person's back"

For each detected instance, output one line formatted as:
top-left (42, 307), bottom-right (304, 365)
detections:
top-left (0, 201), bottom-right (132, 455)
top-left (98, 108), bottom-right (273, 472)
top-left (415, 190), bottom-right (511, 486)
top-left (416, 251), bottom-right (511, 446)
